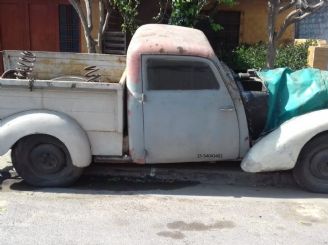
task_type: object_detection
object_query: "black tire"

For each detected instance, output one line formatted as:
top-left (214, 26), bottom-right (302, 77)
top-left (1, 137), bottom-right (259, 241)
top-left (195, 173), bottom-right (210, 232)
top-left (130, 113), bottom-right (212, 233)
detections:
top-left (12, 134), bottom-right (83, 187)
top-left (293, 133), bottom-right (328, 193)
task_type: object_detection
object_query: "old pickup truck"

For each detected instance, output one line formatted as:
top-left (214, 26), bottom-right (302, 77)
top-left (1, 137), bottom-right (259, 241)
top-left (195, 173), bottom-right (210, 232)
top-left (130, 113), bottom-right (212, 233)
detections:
top-left (1, 24), bottom-right (328, 193)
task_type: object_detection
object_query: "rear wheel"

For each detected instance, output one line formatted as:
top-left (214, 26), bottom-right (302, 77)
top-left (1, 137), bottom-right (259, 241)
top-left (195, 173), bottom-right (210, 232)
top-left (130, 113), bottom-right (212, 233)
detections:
top-left (12, 134), bottom-right (83, 187)
top-left (293, 133), bottom-right (328, 193)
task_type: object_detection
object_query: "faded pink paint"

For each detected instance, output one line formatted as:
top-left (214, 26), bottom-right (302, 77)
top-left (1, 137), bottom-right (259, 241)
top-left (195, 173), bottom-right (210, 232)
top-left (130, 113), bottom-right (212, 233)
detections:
top-left (134, 158), bottom-right (146, 164)
top-left (127, 24), bottom-right (215, 85)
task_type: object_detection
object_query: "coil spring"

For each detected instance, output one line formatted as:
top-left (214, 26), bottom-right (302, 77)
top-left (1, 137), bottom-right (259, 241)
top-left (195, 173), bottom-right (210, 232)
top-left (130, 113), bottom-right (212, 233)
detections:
top-left (15, 51), bottom-right (36, 79)
top-left (84, 65), bottom-right (101, 82)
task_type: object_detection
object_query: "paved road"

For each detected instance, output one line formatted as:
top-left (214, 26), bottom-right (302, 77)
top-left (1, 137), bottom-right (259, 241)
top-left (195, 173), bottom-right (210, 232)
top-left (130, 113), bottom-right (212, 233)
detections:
top-left (1, 154), bottom-right (328, 245)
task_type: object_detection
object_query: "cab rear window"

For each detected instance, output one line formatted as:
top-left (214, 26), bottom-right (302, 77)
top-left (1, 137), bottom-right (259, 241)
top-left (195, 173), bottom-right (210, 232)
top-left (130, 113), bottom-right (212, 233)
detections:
top-left (146, 59), bottom-right (219, 90)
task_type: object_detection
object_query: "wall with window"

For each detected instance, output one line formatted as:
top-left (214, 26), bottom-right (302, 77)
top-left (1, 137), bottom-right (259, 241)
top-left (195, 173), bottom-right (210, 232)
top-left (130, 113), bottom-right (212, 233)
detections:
top-left (296, 6), bottom-right (328, 41)
top-left (218, 0), bottom-right (294, 44)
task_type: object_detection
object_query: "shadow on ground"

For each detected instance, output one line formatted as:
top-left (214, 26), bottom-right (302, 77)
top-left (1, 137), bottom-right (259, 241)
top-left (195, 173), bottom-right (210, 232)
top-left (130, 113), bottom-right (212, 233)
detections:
top-left (1, 162), bottom-right (327, 199)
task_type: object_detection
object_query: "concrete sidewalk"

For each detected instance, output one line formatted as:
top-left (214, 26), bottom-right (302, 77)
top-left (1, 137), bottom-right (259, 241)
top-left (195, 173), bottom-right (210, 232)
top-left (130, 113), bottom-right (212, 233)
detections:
top-left (1, 152), bottom-right (328, 245)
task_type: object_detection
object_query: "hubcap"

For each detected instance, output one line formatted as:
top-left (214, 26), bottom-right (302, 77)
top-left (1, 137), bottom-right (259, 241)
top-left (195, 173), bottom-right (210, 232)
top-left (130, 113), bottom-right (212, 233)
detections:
top-left (30, 144), bottom-right (66, 175)
top-left (310, 149), bottom-right (328, 180)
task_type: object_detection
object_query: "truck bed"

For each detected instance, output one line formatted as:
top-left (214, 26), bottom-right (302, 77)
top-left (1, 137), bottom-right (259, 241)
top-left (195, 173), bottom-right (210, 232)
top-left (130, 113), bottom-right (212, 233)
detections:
top-left (2, 50), bottom-right (126, 82)
top-left (0, 51), bottom-right (126, 156)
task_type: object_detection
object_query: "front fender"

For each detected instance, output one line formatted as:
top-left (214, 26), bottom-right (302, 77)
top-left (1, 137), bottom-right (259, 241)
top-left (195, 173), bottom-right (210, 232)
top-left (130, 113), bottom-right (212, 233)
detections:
top-left (241, 109), bottom-right (328, 173)
top-left (0, 110), bottom-right (91, 168)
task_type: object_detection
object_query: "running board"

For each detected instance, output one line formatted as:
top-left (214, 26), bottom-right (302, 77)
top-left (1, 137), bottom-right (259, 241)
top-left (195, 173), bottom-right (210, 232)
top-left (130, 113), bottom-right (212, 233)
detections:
top-left (93, 155), bottom-right (133, 164)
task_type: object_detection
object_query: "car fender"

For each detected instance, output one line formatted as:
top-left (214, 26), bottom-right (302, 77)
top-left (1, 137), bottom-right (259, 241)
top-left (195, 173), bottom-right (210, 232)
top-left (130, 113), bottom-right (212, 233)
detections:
top-left (241, 109), bottom-right (328, 173)
top-left (0, 110), bottom-right (91, 168)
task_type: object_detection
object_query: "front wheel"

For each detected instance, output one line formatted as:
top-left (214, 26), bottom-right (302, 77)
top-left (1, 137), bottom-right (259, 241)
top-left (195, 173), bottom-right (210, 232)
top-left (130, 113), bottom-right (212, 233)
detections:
top-left (293, 133), bottom-right (328, 193)
top-left (12, 134), bottom-right (83, 187)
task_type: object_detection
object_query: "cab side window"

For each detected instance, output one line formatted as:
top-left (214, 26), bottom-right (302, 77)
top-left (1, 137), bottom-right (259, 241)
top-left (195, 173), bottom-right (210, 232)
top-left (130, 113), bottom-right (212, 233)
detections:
top-left (146, 59), bottom-right (219, 90)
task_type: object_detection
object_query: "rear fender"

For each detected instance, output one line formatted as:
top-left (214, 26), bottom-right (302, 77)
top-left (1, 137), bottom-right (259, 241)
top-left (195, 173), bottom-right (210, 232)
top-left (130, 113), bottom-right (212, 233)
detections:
top-left (241, 109), bottom-right (328, 172)
top-left (0, 110), bottom-right (92, 168)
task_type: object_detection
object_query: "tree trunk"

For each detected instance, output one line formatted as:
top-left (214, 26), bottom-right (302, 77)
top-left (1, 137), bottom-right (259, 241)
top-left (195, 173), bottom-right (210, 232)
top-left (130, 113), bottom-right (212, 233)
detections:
top-left (69, 0), bottom-right (97, 53)
top-left (266, 0), bottom-right (328, 68)
top-left (86, 36), bottom-right (97, 53)
top-left (267, 0), bottom-right (278, 69)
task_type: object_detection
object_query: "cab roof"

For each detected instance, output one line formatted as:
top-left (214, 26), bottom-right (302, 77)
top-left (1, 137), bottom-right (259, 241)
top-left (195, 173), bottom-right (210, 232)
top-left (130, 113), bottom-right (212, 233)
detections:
top-left (126, 24), bottom-right (216, 86)
top-left (127, 24), bottom-right (215, 58)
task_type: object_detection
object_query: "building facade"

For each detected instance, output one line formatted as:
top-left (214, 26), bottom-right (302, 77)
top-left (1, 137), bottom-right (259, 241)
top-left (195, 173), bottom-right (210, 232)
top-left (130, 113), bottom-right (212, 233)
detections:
top-left (0, 0), bottom-right (80, 52)
top-left (0, 0), bottom-right (295, 67)
top-left (296, 6), bottom-right (328, 41)
top-left (0, 0), bottom-right (81, 72)
top-left (80, 0), bottom-right (295, 53)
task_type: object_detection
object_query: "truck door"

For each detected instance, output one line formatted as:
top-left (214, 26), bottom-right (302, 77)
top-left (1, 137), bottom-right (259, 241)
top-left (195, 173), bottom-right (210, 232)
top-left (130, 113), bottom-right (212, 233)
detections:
top-left (142, 55), bottom-right (239, 163)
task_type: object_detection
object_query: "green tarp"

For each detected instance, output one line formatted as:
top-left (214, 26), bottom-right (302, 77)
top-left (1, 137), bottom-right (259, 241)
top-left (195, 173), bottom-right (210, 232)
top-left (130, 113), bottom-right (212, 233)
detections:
top-left (257, 68), bottom-right (328, 132)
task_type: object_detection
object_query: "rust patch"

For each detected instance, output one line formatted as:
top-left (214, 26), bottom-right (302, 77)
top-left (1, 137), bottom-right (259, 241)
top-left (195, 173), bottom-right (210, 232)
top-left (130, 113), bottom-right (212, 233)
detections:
top-left (159, 48), bottom-right (165, 53)
top-left (118, 57), bottom-right (126, 64)
top-left (38, 59), bottom-right (55, 65)
top-left (135, 158), bottom-right (146, 164)
top-left (177, 46), bottom-right (184, 54)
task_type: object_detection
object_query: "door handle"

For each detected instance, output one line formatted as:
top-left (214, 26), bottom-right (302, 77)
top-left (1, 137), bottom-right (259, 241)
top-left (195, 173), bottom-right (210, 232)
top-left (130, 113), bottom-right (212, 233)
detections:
top-left (219, 107), bottom-right (234, 112)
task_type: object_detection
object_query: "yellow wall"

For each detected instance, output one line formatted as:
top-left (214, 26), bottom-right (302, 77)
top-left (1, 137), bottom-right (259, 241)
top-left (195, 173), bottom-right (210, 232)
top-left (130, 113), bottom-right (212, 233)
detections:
top-left (308, 45), bottom-right (328, 70)
top-left (219, 0), bottom-right (294, 44)
top-left (295, 39), bottom-right (327, 70)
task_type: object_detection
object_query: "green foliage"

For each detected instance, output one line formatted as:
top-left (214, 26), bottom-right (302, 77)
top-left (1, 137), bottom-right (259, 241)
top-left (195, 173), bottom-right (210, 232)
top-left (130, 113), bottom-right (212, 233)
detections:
top-left (112, 0), bottom-right (236, 34)
top-left (227, 41), bottom-right (316, 72)
top-left (111, 0), bottom-right (140, 34)
top-left (228, 43), bottom-right (267, 71)
top-left (169, 0), bottom-right (235, 30)
top-left (275, 41), bottom-right (317, 70)
top-left (169, 0), bottom-right (204, 27)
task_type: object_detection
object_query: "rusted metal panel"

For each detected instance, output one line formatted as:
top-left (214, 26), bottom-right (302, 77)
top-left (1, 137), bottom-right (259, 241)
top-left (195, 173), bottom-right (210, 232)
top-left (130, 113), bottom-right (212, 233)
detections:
top-left (3, 51), bottom-right (126, 83)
